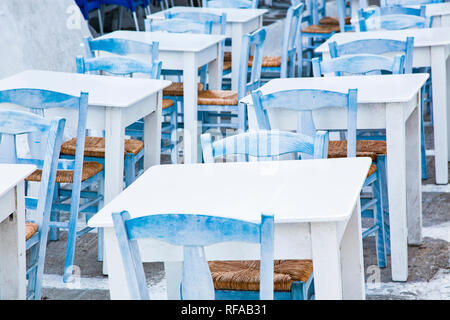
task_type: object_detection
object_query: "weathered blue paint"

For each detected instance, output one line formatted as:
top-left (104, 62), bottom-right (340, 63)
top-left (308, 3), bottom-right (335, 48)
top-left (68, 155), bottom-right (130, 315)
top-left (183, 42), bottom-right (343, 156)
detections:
top-left (203, 0), bottom-right (258, 8)
top-left (112, 211), bottom-right (274, 300)
top-left (358, 6), bottom-right (431, 31)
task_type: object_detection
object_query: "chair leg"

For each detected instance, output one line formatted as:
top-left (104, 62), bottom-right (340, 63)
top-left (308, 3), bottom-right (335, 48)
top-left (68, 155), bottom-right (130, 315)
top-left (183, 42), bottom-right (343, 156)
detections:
top-left (97, 178), bottom-right (105, 262)
top-left (124, 153), bottom-right (136, 188)
top-left (132, 11), bottom-right (140, 31)
top-left (420, 89), bottom-right (428, 180)
top-left (377, 155), bottom-right (390, 255)
top-left (49, 184), bottom-right (60, 241)
top-left (26, 244), bottom-right (39, 299)
top-left (118, 6), bottom-right (123, 30)
top-left (97, 8), bottom-right (104, 35)
top-left (373, 170), bottom-right (387, 268)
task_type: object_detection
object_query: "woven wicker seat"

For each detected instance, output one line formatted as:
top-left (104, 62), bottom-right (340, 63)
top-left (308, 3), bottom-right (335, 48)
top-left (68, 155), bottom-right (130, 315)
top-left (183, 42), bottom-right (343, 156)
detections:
top-left (26, 222), bottom-right (38, 241)
top-left (248, 56), bottom-right (282, 68)
top-left (224, 51), bottom-right (232, 62)
top-left (208, 260), bottom-right (313, 291)
top-left (319, 16), bottom-right (352, 25)
top-left (197, 90), bottom-right (238, 105)
top-left (328, 140), bottom-right (387, 160)
top-left (26, 161), bottom-right (103, 183)
top-left (163, 82), bottom-right (204, 96)
top-left (302, 24), bottom-right (340, 34)
top-left (162, 99), bottom-right (175, 109)
top-left (60, 136), bottom-right (144, 158)
top-left (223, 60), bottom-right (232, 71)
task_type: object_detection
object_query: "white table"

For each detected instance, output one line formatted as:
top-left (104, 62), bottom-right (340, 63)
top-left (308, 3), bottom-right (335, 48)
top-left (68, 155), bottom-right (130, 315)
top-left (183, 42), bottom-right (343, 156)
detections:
top-left (316, 27), bottom-right (450, 185)
top-left (0, 70), bottom-right (171, 205)
top-left (98, 31), bottom-right (226, 164)
top-left (89, 158), bottom-right (371, 300)
top-left (408, 3), bottom-right (450, 28)
top-left (148, 6), bottom-right (267, 91)
top-left (241, 74), bottom-right (429, 281)
top-left (0, 164), bottom-right (36, 300)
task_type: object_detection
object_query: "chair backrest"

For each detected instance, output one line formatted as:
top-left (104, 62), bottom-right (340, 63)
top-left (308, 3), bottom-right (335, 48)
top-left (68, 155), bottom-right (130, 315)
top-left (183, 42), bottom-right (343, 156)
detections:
top-left (307, 0), bottom-right (348, 31)
top-left (112, 211), bottom-right (275, 300)
top-left (201, 130), bottom-right (329, 162)
top-left (164, 11), bottom-right (227, 35)
top-left (76, 55), bottom-right (162, 79)
top-left (237, 27), bottom-right (266, 100)
top-left (0, 109), bottom-right (65, 234)
top-left (83, 36), bottom-right (159, 63)
top-left (203, 0), bottom-right (258, 8)
top-left (145, 18), bottom-right (213, 34)
top-left (281, 3), bottom-right (305, 78)
top-left (358, 6), bottom-right (430, 31)
top-left (252, 88), bottom-right (358, 158)
top-left (328, 37), bottom-right (414, 73)
top-left (312, 53), bottom-right (405, 76)
top-left (380, 0), bottom-right (442, 6)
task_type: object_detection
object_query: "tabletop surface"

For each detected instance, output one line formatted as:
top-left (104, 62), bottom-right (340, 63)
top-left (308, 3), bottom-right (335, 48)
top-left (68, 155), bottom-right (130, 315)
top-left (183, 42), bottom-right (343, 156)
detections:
top-left (148, 6), bottom-right (268, 23)
top-left (99, 31), bottom-right (226, 53)
top-left (88, 157), bottom-right (371, 228)
top-left (240, 74), bottom-right (428, 105)
top-left (315, 27), bottom-right (450, 52)
top-left (0, 164), bottom-right (36, 199)
top-left (0, 70), bottom-right (171, 108)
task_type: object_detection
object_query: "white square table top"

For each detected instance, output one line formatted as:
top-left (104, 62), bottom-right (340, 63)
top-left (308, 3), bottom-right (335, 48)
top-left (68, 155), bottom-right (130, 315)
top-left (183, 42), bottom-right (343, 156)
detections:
top-left (0, 70), bottom-right (171, 108)
top-left (98, 31), bottom-right (227, 53)
top-left (240, 74), bottom-right (429, 105)
top-left (0, 164), bottom-right (36, 198)
top-left (88, 157), bottom-right (372, 228)
top-left (315, 27), bottom-right (450, 53)
top-left (147, 6), bottom-right (268, 23)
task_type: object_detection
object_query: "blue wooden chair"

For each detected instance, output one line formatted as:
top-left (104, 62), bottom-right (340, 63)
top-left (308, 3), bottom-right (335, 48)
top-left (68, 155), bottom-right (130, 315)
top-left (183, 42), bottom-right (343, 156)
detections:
top-left (301, 0), bottom-right (349, 76)
top-left (0, 89), bottom-right (103, 284)
top-left (312, 54), bottom-right (407, 257)
top-left (252, 88), bottom-right (388, 268)
top-left (203, 0), bottom-right (258, 8)
top-left (112, 211), bottom-right (275, 300)
top-left (256, 2), bottom-right (305, 81)
top-left (198, 27), bottom-right (266, 134)
top-left (81, 36), bottom-right (178, 165)
top-left (75, 0), bottom-right (104, 34)
top-left (0, 109), bottom-right (65, 299)
top-left (200, 130), bottom-right (329, 300)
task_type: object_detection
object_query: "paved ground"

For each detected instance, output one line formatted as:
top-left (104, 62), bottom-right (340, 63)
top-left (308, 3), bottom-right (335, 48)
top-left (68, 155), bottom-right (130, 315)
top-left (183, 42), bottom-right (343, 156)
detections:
top-left (39, 1), bottom-right (449, 300)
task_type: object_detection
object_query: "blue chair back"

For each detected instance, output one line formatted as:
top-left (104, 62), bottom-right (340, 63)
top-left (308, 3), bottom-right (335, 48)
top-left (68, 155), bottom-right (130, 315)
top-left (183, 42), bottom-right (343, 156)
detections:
top-left (328, 37), bottom-right (414, 73)
top-left (83, 36), bottom-right (159, 62)
top-left (238, 27), bottom-right (267, 100)
top-left (312, 53), bottom-right (405, 76)
top-left (76, 55), bottom-right (162, 79)
top-left (145, 18), bottom-right (213, 34)
top-left (307, 0), bottom-right (348, 31)
top-left (380, 0), bottom-right (442, 5)
top-left (203, 0), bottom-right (258, 8)
top-left (358, 6), bottom-right (430, 31)
top-left (112, 211), bottom-right (275, 300)
top-left (252, 88), bottom-right (358, 158)
top-left (201, 130), bottom-right (329, 162)
top-left (281, 3), bottom-right (305, 77)
top-left (164, 11), bottom-right (227, 35)
top-left (75, 0), bottom-right (101, 20)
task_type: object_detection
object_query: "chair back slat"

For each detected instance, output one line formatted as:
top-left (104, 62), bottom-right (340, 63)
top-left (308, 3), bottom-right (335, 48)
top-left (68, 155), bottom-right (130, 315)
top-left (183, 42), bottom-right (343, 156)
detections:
top-left (282, 3), bottom-right (305, 77)
top-left (112, 211), bottom-right (274, 300)
top-left (145, 18), bottom-right (213, 34)
top-left (380, 0), bottom-right (442, 6)
top-left (203, 0), bottom-right (258, 8)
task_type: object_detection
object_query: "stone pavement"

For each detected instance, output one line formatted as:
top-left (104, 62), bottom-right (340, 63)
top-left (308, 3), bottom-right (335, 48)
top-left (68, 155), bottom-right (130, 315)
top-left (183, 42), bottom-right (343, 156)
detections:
top-left (39, 0), bottom-right (449, 300)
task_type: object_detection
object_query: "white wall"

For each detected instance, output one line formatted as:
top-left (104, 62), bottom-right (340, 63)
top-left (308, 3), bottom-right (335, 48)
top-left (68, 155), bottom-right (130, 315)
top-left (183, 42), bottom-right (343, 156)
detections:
top-left (0, 0), bottom-right (91, 79)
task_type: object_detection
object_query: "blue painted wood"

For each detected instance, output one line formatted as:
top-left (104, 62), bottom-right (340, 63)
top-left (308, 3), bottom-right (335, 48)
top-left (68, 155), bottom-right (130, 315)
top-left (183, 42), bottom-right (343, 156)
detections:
top-left (380, 0), bottom-right (442, 6)
top-left (0, 102), bottom-right (65, 299)
top-left (328, 37), bottom-right (414, 74)
top-left (358, 6), bottom-right (430, 31)
top-left (112, 211), bottom-right (274, 300)
top-left (199, 27), bottom-right (267, 133)
top-left (312, 53), bottom-right (405, 76)
top-left (203, 0), bottom-right (258, 8)
top-left (145, 18), bottom-right (213, 34)
top-left (201, 130), bottom-right (329, 162)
